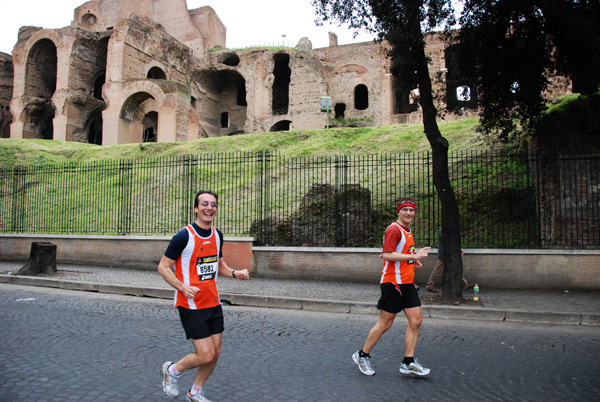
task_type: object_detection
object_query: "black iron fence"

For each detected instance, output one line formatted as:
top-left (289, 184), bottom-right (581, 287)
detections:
top-left (1, 151), bottom-right (598, 249)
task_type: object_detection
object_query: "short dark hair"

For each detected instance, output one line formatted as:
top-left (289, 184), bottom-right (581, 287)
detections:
top-left (194, 190), bottom-right (219, 208)
top-left (399, 196), bottom-right (415, 205)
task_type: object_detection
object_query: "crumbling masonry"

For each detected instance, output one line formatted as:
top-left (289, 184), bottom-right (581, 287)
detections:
top-left (0, 0), bottom-right (570, 144)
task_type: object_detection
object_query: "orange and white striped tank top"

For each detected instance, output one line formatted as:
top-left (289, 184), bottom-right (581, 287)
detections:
top-left (173, 225), bottom-right (221, 310)
top-left (380, 221), bottom-right (416, 285)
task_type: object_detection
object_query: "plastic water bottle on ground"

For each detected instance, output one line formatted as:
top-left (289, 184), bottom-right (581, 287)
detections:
top-left (473, 284), bottom-right (479, 301)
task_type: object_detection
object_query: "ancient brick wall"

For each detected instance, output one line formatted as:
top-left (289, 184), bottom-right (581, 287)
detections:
top-left (0, 53), bottom-right (13, 138)
top-left (4, 0), bottom-right (572, 145)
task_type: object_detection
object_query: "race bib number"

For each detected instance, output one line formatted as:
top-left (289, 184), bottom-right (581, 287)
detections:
top-left (408, 245), bottom-right (415, 265)
top-left (196, 255), bottom-right (217, 281)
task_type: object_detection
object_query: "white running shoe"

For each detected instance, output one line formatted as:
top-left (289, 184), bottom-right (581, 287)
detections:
top-left (186, 389), bottom-right (212, 402)
top-left (399, 359), bottom-right (430, 376)
top-left (352, 351), bottom-right (375, 376)
top-left (161, 361), bottom-right (180, 398)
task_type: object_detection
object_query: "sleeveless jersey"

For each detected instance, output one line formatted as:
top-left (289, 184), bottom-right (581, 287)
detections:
top-left (173, 225), bottom-right (221, 310)
top-left (380, 221), bottom-right (416, 285)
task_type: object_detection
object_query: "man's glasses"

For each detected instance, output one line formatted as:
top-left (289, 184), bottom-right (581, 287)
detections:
top-left (200, 201), bottom-right (218, 208)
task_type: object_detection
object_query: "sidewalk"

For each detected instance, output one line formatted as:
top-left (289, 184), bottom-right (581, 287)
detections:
top-left (1, 261), bottom-right (599, 326)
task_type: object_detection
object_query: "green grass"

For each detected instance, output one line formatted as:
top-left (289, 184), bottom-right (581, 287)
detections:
top-left (0, 118), bottom-right (487, 167)
top-left (3, 117), bottom-right (533, 246)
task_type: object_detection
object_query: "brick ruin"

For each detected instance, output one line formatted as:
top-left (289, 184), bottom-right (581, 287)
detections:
top-left (0, 0), bottom-right (570, 145)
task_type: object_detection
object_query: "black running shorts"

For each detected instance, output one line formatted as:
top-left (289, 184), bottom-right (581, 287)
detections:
top-left (377, 282), bottom-right (421, 314)
top-left (177, 305), bottom-right (224, 340)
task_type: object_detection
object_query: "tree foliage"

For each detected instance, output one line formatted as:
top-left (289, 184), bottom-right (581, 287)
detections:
top-left (312, 0), bottom-right (467, 301)
top-left (456, 0), bottom-right (600, 143)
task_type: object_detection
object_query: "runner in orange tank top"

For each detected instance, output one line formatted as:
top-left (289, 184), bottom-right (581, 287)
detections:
top-left (352, 197), bottom-right (432, 377)
top-left (158, 190), bottom-right (250, 402)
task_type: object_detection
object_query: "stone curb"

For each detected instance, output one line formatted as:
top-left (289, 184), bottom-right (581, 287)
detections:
top-left (1, 275), bottom-right (598, 326)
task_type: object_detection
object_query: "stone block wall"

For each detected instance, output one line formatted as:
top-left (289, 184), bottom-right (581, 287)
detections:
top-left (1, 234), bottom-right (597, 290)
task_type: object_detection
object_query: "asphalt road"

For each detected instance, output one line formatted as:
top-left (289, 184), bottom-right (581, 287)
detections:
top-left (1, 283), bottom-right (599, 402)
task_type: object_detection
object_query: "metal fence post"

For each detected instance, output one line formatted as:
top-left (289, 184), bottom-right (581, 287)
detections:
top-left (118, 161), bottom-right (133, 235)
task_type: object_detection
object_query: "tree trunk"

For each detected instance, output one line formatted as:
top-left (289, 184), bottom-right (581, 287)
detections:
top-left (17, 242), bottom-right (57, 276)
top-left (408, 8), bottom-right (464, 302)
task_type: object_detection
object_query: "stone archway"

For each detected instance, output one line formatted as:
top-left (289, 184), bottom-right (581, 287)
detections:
top-left (118, 92), bottom-right (158, 144)
top-left (270, 120), bottom-right (291, 132)
top-left (25, 39), bottom-right (57, 100)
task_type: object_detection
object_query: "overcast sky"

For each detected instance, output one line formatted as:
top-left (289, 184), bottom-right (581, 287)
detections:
top-left (0, 0), bottom-right (377, 54)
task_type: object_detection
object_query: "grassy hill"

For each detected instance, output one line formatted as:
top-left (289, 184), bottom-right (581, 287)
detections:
top-left (0, 118), bottom-right (487, 167)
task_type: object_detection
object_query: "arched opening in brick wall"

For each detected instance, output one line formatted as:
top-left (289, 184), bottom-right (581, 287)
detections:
top-left (19, 102), bottom-right (55, 139)
top-left (142, 111), bottom-right (158, 142)
top-left (272, 53), bottom-right (290, 115)
top-left (80, 13), bottom-right (98, 29)
top-left (334, 103), bottom-right (346, 119)
top-left (270, 120), bottom-right (291, 131)
top-left (218, 52), bottom-right (240, 67)
top-left (23, 38), bottom-right (57, 139)
top-left (119, 92), bottom-right (157, 143)
top-left (147, 66), bottom-right (167, 80)
top-left (25, 39), bottom-right (57, 99)
top-left (20, 38), bottom-right (56, 138)
top-left (354, 84), bottom-right (368, 110)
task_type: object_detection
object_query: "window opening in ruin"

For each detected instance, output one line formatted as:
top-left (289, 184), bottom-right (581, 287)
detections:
top-left (191, 96), bottom-right (197, 108)
top-left (456, 86), bottom-right (471, 101)
top-left (220, 112), bottom-right (229, 128)
top-left (142, 111), bottom-right (158, 142)
top-left (334, 103), bottom-right (346, 119)
top-left (94, 73), bottom-right (105, 100)
top-left (81, 13), bottom-right (97, 29)
top-left (147, 67), bottom-right (166, 80)
top-left (354, 84), bottom-right (368, 110)
top-left (220, 53), bottom-right (240, 67)
top-left (272, 53), bottom-right (291, 115)
top-left (270, 120), bottom-right (291, 132)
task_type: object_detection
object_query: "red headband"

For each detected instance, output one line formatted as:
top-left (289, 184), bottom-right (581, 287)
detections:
top-left (397, 202), bottom-right (416, 213)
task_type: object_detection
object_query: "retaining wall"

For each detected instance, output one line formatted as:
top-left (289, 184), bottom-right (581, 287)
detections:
top-left (1, 234), bottom-right (598, 290)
